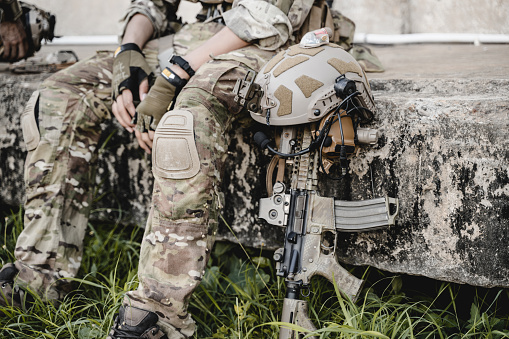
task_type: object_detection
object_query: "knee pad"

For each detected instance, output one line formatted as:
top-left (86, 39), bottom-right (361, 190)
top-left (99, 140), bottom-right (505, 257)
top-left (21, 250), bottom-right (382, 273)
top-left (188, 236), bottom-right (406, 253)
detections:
top-left (152, 110), bottom-right (200, 179)
top-left (21, 91), bottom-right (41, 152)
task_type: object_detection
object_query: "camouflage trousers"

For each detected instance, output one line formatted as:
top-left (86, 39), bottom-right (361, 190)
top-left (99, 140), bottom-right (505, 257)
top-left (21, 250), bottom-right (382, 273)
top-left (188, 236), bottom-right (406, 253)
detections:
top-left (124, 37), bottom-right (275, 338)
top-left (14, 21), bottom-right (274, 337)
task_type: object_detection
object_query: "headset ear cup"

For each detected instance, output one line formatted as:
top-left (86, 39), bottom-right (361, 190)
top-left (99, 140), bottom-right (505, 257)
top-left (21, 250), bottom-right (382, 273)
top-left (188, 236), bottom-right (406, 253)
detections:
top-left (334, 77), bottom-right (357, 99)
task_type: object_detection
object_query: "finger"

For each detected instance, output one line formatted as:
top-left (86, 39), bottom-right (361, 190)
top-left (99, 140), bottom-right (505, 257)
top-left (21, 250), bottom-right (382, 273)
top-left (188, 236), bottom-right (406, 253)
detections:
top-left (21, 40), bottom-right (29, 59)
top-left (139, 78), bottom-right (149, 101)
top-left (118, 94), bottom-right (136, 130)
top-left (141, 131), bottom-right (153, 150)
top-left (113, 96), bottom-right (129, 127)
top-left (135, 130), bottom-right (151, 154)
top-left (17, 41), bottom-right (26, 60)
top-left (112, 101), bottom-right (132, 133)
top-left (148, 130), bottom-right (155, 141)
top-left (114, 96), bottom-right (134, 132)
top-left (112, 101), bottom-right (121, 122)
top-left (3, 43), bottom-right (12, 60)
top-left (121, 89), bottom-right (136, 118)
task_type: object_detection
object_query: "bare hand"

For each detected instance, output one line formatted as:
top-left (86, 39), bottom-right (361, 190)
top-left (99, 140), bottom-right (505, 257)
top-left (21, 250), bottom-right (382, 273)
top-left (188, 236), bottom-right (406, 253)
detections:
top-left (0, 19), bottom-right (29, 61)
top-left (112, 78), bottom-right (149, 133)
top-left (112, 78), bottom-right (154, 154)
top-left (135, 129), bottom-right (155, 154)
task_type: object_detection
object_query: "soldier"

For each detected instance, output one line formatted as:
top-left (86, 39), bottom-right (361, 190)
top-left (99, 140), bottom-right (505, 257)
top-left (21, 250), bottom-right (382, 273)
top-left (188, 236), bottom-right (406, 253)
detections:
top-left (0, 0), bottom-right (362, 338)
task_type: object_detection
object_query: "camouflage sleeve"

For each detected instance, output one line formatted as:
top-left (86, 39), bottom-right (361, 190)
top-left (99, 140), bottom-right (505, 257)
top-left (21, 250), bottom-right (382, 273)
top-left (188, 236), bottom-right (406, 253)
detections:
top-left (222, 0), bottom-right (315, 50)
top-left (120, 0), bottom-right (182, 39)
top-left (222, 0), bottom-right (293, 51)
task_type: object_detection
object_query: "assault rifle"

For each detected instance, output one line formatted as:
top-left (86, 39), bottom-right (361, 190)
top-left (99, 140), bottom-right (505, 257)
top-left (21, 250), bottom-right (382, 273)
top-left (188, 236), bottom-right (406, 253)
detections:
top-left (232, 34), bottom-right (399, 337)
top-left (254, 125), bottom-right (399, 338)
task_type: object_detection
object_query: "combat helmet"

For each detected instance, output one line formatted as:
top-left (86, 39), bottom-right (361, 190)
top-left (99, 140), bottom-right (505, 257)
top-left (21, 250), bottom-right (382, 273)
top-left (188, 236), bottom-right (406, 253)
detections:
top-left (233, 28), bottom-right (379, 175)
top-left (21, 1), bottom-right (56, 53)
top-left (243, 29), bottom-right (376, 127)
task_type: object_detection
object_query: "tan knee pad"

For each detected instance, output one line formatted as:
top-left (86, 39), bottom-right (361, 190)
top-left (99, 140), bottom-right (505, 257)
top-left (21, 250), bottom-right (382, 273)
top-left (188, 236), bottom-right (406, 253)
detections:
top-left (152, 110), bottom-right (200, 179)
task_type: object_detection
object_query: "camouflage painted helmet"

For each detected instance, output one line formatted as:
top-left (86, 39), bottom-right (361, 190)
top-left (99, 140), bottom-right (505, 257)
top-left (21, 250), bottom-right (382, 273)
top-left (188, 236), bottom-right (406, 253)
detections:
top-left (21, 1), bottom-right (56, 52)
top-left (249, 42), bottom-right (376, 126)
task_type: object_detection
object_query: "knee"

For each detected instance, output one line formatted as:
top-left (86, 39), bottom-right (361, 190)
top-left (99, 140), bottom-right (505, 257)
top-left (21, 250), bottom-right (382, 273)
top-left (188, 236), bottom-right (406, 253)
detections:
top-left (152, 110), bottom-right (201, 180)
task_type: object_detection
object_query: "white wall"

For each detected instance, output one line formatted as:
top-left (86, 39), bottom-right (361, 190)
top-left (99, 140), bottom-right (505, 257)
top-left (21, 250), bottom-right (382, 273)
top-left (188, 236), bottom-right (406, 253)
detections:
top-left (334, 0), bottom-right (509, 34)
top-left (30, 0), bottom-right (509, 36)
top-left (30, 0), bottom-right (201, 36)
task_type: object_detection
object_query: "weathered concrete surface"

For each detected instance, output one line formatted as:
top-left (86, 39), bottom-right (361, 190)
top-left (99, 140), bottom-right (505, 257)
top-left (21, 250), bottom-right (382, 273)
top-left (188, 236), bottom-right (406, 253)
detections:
top-left (339, 80), bottom-right (509, 288)
top-left (1, 44), bottom-right (508, 288)
top-left (338, 44), bottom-right (509, 288)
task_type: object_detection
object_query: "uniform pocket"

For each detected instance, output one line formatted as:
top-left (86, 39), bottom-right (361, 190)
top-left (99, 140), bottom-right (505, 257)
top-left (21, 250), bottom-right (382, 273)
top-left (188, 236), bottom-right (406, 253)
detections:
top-left (21, 91), bottom-right (41, 152)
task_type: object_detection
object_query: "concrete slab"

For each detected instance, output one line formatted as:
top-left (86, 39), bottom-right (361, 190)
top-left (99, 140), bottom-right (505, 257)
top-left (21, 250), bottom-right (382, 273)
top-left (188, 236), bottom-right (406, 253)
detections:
top-left (369, 44), bottom-right (509, 80)
top-left (1, 43), bottom-right (508, 288)
top-left (5, 42), bottom-right (507, 80)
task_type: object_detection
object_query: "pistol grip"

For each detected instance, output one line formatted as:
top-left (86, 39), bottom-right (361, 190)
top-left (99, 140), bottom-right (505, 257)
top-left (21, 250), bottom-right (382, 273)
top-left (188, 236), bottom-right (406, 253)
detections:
top-left (279, 298), bottom-right (317, 339)
top-left (314, 253), bottom-right (364, 302)
top-left (297, 234), bottom-right (364, 302)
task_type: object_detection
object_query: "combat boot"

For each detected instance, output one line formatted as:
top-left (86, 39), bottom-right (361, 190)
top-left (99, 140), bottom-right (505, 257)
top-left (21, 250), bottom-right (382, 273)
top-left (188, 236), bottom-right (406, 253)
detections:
top-left (0, 263), bottom-right (26, 309)
top-left (107, 305), bottom-right (168, 339)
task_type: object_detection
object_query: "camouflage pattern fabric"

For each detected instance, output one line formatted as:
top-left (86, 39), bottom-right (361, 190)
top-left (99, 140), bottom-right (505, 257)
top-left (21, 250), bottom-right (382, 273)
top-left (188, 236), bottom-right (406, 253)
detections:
top-left (123, 25), bottom-right (275, 337)
top-left (330, 8), bottom-right (356, 50)
top-left (14, 51), bottom-right (116, 300)
top-left (121, 0), bottom-right (180, 39)
top-left (222, 0), bottom-right (294, 50)
top-left (12, 19), bottom-right (273, 336)
top-left (122, 0), bottom-right (316, 51)
top-left (11, 2), bottom-right (378, 338)
top-left (13, 39), bottom-right (161, 301)
top-left (349, 44), bottom-right (385, 72)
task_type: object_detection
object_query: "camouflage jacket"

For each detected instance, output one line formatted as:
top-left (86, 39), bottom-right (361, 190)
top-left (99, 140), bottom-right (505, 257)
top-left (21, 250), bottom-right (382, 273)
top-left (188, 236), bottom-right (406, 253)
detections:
top-left (122, 0), bottom-right (316, 50)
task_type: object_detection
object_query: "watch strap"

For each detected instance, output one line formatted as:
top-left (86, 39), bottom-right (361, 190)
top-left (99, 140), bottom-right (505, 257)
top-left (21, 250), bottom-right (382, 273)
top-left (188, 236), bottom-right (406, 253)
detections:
top-left (169, 55), bottom-right (195, 77)
top-left (114, 43), bottom-right (143, 58)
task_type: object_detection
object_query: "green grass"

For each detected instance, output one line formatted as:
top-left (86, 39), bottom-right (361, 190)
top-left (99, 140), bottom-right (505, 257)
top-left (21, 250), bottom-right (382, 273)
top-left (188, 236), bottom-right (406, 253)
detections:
top-left (1, 208), bottom-right (509, 338)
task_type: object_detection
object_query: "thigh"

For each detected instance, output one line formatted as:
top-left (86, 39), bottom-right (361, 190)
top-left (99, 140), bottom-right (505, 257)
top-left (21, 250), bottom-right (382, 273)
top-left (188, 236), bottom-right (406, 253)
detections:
top-left (179, 45), bottom-right (276, 129)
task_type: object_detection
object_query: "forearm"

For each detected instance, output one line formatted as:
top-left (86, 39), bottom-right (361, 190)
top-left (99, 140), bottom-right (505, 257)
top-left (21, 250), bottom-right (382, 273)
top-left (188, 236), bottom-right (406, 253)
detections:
top-left (171, 27), bottom-right (250, 80)
top-left (121, 13), bottom-right (154, 49)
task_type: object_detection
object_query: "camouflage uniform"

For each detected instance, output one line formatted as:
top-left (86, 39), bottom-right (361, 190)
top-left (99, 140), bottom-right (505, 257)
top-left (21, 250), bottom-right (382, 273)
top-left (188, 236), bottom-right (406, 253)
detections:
top-left (12, 0), bottom-right (359, 337)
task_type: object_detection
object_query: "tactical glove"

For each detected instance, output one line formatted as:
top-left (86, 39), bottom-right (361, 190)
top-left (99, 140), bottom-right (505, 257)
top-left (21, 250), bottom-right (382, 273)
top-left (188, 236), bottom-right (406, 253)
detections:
top-left (134, 67), bottom-right (187, 132)
top-left (112, 43), bottom-right (152, 101)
